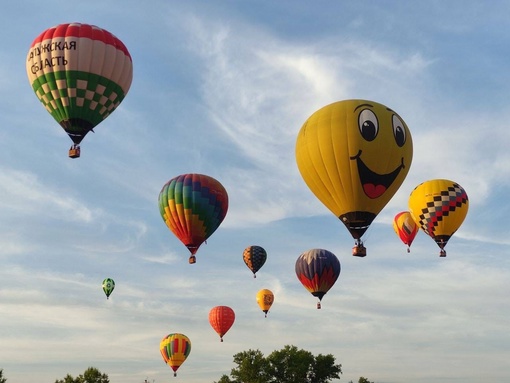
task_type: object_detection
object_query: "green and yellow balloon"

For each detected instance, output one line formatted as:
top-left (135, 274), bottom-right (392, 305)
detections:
top-left (102, 278), bottom-right (115, 299)
top-left (26, 23), bottom-right (133, 158)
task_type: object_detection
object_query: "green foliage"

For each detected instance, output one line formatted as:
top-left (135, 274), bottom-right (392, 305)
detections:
top-left (0, 368), bottom-right (6, 383)
top-left (55, 367), bottom-right (109, 383)
top-left (214, 345), bottom-right (342, 383)
top-left (348, 378), bottom-right (374, 383)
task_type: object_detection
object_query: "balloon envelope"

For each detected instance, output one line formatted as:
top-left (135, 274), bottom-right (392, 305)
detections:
top-left (295, 249), bottom-right (340, 308)
top-left (102, 278), bottom-right (115, 299)
top-left (160, 333), bottom-right (191, 377)
top-left (209, 306), bottom-right (235, 342)
top-left (393, 211), bottom-right (419, 252)
top-left (256, 289), bottom-right (274, 317)
top-left (158, 173), bottom-right (229, 263)
top-left (296, 100), bottom-right (413, 254)
top-left (408, 179), bottom-right (469, 256)
top-left (243, 245), bottom-right (267, 277)
top-left (26, 23), bottom-right (133, 157)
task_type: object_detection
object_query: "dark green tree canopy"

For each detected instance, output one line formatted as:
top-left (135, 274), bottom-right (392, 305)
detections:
top-left (0, 368), bottom-right (6, 383)
top-left (55, 367), bottom-right (109, 383)
top-left (213, 345), bottom-right (342, 383)
top-left (349, 377), bottom-right (374, 383)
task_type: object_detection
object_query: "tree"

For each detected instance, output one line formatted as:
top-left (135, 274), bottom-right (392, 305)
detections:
top-left (349, 378), bottom-right (374, 383)
top-left (214, 345), bottom-right (342, 383)
top-left (55, 367), bottom-right (109, 383)
top-left (0, 368), bottom-right (6, 383)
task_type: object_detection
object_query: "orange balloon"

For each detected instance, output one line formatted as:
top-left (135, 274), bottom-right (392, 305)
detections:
top-left (208, 306), bottom-right (235, 342)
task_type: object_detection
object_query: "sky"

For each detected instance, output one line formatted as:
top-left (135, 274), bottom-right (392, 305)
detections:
top-left (1, 1), bottom-right (510, 382)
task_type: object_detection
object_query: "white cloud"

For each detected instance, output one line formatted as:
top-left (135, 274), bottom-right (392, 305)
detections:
top-left (0, 167), bottom-right (97, 222)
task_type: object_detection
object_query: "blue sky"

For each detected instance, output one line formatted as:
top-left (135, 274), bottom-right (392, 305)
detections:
top-left (1, 1), bottom-right (510, 382)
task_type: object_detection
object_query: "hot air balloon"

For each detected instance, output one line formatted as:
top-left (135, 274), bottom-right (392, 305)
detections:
top-left (160, 333), bottom-right (191, 377)
top-left (158, 174), bottom-right (229, 264)
top-left (393, 211), bottom-right (419, 252)
top-left (296, 100), bottom-right (413, 257)
top-left (209, 306), bottom-right (235, 342)
top-left (102, 278), bottom-right (115, 299)
top-left (26, 23), bottom-right (133, 158)
top-left (243, 245), bottom-right (267, 278)
top-left (408, 179), bottom-right (468, 257)
top-left (295, 249), bottom-right (341, 309)
top-left (256, 289), bottom-right (274, 318)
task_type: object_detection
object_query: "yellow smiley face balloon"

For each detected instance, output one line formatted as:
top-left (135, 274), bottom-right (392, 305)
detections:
top-left (296, 100), bottom-right (413, 255)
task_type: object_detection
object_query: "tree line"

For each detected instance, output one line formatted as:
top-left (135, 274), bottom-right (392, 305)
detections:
top-left (0, 345), bottom-right (375, 383)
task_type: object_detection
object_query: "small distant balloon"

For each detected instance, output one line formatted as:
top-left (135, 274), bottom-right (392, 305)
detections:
top-left (393, 211), bottom-right (419, 252)
top-left (209, 306), bottom-right (235, 342)
top-left (256, 289), bottom-right (274, 318)
top-left (102, 278), bottom-right (115, 299)
top-left (243, 245), bottom-right (267, 278)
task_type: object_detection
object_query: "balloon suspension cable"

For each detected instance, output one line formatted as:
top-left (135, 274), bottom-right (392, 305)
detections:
top-left (438, 239), bottom-right (446, 257)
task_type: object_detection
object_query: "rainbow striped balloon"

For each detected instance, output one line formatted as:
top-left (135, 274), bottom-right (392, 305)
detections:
top-left (158, 174), bottom-right (229, 264)
top-left (160, 333), bottom-right (191, 377)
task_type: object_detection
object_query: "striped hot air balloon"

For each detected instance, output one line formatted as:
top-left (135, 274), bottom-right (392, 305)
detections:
top-left (26, 22), bottom-right (133, 158)
top-left (158, 174), bottom-right (229, 264)
top-left (393, 211), bottom-right (419, 252)
top-left (160, 333), bottom-right (191, 377)
top-left (295, 249), bottom-right (341, 309)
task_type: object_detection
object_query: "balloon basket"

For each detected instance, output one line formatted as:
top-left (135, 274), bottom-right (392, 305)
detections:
top-left (69, 145), bottom-right (81, 158)
top-left (352, 244), bottom-right (366, 257)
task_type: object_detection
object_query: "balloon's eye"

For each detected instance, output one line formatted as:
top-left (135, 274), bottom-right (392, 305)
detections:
top-left (392, 115), bottom-right (406, 147)
top-left (358, 109), bottom-right (379, 141)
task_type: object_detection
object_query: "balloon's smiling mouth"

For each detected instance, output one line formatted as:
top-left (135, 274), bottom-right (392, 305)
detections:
top-left (350, 150), bottom-right (405, 199)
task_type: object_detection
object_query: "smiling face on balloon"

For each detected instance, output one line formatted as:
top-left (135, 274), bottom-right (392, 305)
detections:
top-left (295, 99), bottom-right (413, 239)
top-left (347, 100), bottom-right (412, 201)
